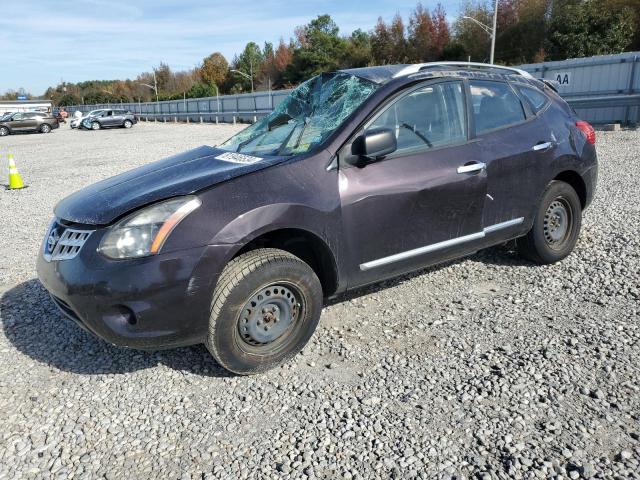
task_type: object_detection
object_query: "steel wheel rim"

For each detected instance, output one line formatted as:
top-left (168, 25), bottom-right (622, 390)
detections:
top-left (124, 121), bottom-right (132, 128)
top-left (543, 197), bottom-right (572, 250)
top-left (92, 122), bottom-right (99, 130)
top-left (235, 282), bottom-right (304, 355)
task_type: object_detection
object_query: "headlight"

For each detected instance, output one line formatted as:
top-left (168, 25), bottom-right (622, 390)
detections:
top-left (98, 196), bottom-right (201, 259)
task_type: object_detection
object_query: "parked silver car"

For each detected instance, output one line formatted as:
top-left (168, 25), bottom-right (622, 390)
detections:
top-left (80, 109), bottom-right (138, 130)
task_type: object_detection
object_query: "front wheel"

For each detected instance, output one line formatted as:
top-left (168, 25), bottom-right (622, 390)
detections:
top-left (40, 124), bottom-right (51, 133)
top-left (206, 248), bottom-right (323, 375)
top-left (91, 121), bottom-right (100, 130)
top-left (123, 120), bottom-right (132, 129)
top-left (517, 180), bottom-right (582, 264)
top-left (0, 126), bottom-right (8, 136)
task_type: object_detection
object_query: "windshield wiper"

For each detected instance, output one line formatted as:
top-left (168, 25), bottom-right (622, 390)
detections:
top-left (276, 121), bottom-right (305, 156)
top-left (268, 112), bottom-right (292, 131)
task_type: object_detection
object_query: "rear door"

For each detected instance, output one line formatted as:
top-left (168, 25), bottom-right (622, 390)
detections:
top-left (111, 109), bottom-right (125, 126)
top-left (101, 110), bottom-right (115, 126)
top-left (338, 80), bottom-right (488, 287)
top-left (468, 79), bottom-right (552, 231)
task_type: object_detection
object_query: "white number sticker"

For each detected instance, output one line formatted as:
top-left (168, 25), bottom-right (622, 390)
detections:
top-left (215, 152), bottom-right (262, 164)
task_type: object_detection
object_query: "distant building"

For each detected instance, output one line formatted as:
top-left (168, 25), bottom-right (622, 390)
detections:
top-left (0, 99), bottom-right (53, 115)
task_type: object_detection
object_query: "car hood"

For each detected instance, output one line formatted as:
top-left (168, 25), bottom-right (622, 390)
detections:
top-left (54, 145), bottom-right (288, 225)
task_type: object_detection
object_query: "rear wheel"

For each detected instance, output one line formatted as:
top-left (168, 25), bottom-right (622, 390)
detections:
top-left (0, 126), bottom-right (8, 136)
top-left (517, 180), bottom-right (582, 264)
top-left (206, 248), bottom-right (323, 375)
top-left (91, 121), bottom-right (100, 130)
top-left (40, 124), bottom-right (51, 133)
top-left (123, 120), bottom-right (133, 129)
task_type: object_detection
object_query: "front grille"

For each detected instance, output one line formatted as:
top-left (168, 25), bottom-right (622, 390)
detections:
top-left (44, 222), bottom-right (94, 261)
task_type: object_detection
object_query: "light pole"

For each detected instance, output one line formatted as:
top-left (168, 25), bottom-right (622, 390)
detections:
top-left (139, 69), bottom-right (160, 119)
top-left (139, 70), bottom-right (159, 102)
top-left (462, 0), bottom-right (499, 64)
top-left (231, 68), bottom-right (254, 93)
top-left (213, 83), bottom-right (220, 112)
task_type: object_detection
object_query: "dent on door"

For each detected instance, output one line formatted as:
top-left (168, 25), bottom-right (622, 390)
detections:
top-left (339, 142), bottom-right (488, 287)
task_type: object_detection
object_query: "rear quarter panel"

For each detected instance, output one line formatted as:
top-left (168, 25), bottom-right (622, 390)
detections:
top-left (538, 97), bottom-right (597, 208)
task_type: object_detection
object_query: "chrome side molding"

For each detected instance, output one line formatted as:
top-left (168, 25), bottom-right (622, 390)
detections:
top-left (360, 217), bottom-right (524, 271)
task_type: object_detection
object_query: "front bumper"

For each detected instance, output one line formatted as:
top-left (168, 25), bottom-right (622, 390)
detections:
top-left (36, 225), bottom-right (236, 349)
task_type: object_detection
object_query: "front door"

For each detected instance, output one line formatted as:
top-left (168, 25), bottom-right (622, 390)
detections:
top-left (338, 80), bottom-right (488, 288)
top-left (9, 113), bottom-right (34, 131)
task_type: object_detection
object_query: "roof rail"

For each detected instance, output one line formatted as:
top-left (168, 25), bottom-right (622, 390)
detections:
top-left (392, 62), bottom-right (535, 80)
top-left (541, 78), bottom-right (560, 92)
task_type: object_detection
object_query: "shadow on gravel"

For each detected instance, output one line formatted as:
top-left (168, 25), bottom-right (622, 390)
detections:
top-left (1, 244), bottom-right (535, 376)
top-left (0, 279), bottom-right (232, 378)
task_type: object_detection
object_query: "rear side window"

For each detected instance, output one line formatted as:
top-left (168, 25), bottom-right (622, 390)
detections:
top-left (470, 80), bottom-right (526, 135)
top-left (368, 81), bottom-right (467, 153)
top-left (518, 86), bottom-right (549, 113)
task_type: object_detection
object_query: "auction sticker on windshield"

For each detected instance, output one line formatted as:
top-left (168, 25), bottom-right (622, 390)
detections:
top-left (215, 152), bottom-right (262, 164)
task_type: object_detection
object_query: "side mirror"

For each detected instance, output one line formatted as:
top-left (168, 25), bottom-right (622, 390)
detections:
top-left (350, 128), bottom-right (397, 166)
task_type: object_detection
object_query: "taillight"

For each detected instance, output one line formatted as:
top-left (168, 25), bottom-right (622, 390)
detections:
top-left (575, 121), bottom-right (595, 145)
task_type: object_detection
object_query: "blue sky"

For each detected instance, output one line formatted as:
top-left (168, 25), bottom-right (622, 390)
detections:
top-left (1, 0), bottom-right (466, 95)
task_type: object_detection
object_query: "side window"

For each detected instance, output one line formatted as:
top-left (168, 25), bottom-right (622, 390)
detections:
top-left (368, 81), bottom-right (467, 153)
top-left (12, 113), bottom-right (24, 120)
top-left (470, 80), bottom-right (526, 135)
top-left (518, 86), bottom-right (549, 113)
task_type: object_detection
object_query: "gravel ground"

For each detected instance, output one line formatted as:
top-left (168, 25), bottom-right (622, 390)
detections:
top-left (0, 122), bottom-right (639, 480)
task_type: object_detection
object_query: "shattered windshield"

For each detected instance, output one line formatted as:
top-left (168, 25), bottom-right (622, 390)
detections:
top-left (219, 72), bottom-right (378, 157)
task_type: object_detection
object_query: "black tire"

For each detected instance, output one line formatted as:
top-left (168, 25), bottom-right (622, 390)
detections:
top-left (206, 248), bottom-right (323, 375)
top-left (40, 124), bottom-right (51, 133)
top-left (517, 180), bottom-right (582, 264)
top-left (91, 121), bottom-right (100, 130)
top-left (0, 126), bottom-right (9, 136)
top-left (123, 120), bottom-right (133, 129)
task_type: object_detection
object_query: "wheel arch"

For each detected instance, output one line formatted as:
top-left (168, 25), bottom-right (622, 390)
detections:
top-left (554, 170), bottom-right (587, 208)
top-left (233, 227), bottom-right (339, 297)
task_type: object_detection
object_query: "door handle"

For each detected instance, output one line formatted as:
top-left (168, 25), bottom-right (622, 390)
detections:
top-left (457, 162), bottom-right (486, 174)
top-left (532, 141), bottom-right (553, 152)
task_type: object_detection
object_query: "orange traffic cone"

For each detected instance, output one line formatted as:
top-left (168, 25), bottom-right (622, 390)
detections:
top-left (8, 154), bottom-right (25, 190)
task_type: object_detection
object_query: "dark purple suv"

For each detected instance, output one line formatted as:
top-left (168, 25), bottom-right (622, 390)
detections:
top-left (37, 63), bottom-right (598, 374)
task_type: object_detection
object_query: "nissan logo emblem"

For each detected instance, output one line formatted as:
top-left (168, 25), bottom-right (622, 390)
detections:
top-left (47, 228), bottom-right (60, 254)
